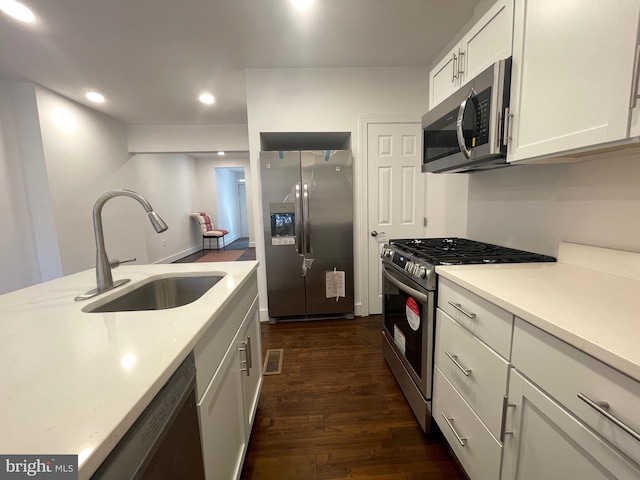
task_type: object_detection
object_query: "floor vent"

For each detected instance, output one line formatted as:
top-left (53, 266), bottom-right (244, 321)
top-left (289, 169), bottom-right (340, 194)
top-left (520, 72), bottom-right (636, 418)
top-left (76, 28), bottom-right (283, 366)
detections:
top-left (263, 349), bottom-right (283, 375)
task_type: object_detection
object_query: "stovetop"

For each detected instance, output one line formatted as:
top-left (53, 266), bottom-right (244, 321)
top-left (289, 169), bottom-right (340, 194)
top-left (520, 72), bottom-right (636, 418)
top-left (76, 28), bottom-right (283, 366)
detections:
top-left (381, 237), bottom-right (556, 291)
top-left (389, 237), bottom-right (556, 265)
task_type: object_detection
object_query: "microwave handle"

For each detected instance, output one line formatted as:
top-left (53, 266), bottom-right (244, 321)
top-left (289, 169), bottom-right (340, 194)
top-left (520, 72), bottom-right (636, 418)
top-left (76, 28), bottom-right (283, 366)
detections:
top-left (456, 89), bottom-right (475, 159)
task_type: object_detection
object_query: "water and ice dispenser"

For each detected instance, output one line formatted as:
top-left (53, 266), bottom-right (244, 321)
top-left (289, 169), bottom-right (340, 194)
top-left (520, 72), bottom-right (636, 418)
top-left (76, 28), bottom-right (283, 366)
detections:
top-left (269, 203), bottom-right (295, 245)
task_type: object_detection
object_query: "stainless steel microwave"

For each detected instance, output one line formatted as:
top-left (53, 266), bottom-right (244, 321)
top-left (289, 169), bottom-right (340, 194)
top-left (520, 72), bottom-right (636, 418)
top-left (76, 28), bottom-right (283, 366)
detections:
top-left (422, 57), bottom-right (512, 173)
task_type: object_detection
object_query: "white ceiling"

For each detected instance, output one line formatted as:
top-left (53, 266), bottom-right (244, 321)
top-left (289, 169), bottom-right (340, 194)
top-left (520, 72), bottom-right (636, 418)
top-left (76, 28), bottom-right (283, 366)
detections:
top-left (0, 0), bottom-right (481, 125)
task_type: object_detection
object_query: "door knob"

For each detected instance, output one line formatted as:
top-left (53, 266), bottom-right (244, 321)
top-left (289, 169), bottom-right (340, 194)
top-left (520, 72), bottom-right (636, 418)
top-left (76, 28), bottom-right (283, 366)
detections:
top-left (370, 230), bottom-right (385, 237)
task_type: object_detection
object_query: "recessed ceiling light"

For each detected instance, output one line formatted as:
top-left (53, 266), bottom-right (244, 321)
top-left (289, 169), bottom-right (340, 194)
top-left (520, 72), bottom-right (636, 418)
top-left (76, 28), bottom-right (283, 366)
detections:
top-left (217, 151), bottom-right (225, 156)
top-left (85, 91), bottom-right (105, 103)
top-left (291, 0), bottom-right (313, 10)
top-left (0, 0), bottom-right (35, 23)
top-left (199, 93), bottom-right (215, 105)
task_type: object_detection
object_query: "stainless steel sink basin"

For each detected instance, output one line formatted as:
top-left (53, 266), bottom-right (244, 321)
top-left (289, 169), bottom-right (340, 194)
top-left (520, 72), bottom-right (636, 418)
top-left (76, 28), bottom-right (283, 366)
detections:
top-left (86, 275), bottom-right (225, 312)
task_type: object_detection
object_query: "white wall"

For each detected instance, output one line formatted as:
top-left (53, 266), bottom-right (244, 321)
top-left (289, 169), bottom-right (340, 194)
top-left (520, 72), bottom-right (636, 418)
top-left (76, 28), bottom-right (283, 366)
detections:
top-left (245, 66), bottom-right (432, 319)
top-left (0, 79), bottom-right (41, 293)
top-left (424, 173), bottom-right (469, 237)
top-left (34, 86), bottom-right (150, 275)
top-left (466, 152), bottom-right (640, 257)
top-left (132, 153), bottom-right (200, 262)
top-left (0, 82), bottom-right (215, 294)
top-left (127, 124), bottom-right (249, 153)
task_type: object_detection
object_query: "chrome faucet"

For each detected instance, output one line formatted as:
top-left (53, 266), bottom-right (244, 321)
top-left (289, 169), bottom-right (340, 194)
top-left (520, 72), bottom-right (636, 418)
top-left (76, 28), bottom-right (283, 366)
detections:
top-left (75, 189), bottom-right (168, 301)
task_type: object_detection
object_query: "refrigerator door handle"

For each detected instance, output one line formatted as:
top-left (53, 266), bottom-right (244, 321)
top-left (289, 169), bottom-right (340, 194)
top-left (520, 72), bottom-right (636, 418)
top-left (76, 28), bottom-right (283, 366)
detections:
top-left (295, 183), bottom-right (303, 255)
top-left (303, 183), bottom-right (311, 254)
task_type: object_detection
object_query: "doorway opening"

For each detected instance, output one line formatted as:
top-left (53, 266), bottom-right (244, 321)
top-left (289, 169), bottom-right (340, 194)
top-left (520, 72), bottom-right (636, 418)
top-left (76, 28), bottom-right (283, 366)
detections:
top-left (214, 167), bottom-right (249, 249)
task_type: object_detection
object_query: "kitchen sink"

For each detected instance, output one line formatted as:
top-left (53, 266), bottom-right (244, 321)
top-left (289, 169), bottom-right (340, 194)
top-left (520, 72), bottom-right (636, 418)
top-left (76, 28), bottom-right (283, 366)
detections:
top-left (86, 275), bottom-right (225, 312)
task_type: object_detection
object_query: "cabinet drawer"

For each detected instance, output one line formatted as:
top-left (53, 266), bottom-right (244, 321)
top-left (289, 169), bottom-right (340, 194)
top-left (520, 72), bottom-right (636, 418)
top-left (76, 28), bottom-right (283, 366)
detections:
top-left (438, 277), bottom-right (513, 358)
top-left (193, 275), bottom-right (258, 400)
top-left (433, 366), bottom-right (502, 480)
top-left (512, 318), bottom-right (640, 464)
top-left (435, 309), bottom-right (509, 440)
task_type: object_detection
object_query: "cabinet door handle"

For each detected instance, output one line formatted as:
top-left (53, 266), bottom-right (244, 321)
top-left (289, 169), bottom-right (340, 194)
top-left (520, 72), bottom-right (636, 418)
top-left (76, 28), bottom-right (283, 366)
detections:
top-left (452, 52), bottom-right (458, 82)
top-left (447, 301), bottom-right (476, 319)
top-left (239, 341), bottom-right (250, 376)
top-left (577, 393), bottom-right (640, 442)
top-left (444, 351), bottom-right (472, 376)
top-left (457, 49), bottom-right (465, 79)
top-left (631, 45), bottom-right (640, 109)
top-left (500, 395), bottom-right (516, 443)
top-left (441, 412), bottom-right (466, 446)
top-left (246, 336), bottom-right (253, 370)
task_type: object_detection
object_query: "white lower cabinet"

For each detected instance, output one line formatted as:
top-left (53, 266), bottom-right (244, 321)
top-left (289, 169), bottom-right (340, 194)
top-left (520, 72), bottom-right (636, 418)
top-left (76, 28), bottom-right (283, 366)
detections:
top-left (502, 369), bottom-right (640, 480)
top-left (193, 273), bottom-right (263, 480)
top-left (434, 281), bottom-right (513, 479)
top-left (239, 299), bottom-right (262, 435)
top-left (436, 276), bottom-right (640, 479)
top-left (198, 332), bottom-right (247, 480)
top-left (434, 366), bottom-right (503, 480)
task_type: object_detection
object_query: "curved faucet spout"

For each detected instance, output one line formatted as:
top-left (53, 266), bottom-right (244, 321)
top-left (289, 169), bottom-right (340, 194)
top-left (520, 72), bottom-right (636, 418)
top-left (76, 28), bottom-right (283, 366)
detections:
top-left (75, 189), bottom-right (168, 301)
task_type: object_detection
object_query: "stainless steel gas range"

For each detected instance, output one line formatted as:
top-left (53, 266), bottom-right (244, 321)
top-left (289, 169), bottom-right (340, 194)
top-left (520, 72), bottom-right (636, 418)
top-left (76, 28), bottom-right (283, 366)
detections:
top-left (380, 237), bottom-right (556, 433)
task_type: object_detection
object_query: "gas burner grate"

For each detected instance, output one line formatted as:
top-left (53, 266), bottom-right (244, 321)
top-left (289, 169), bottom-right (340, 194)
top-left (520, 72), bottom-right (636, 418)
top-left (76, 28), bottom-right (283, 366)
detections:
top-left (389, 238), bottom-right (555, 265)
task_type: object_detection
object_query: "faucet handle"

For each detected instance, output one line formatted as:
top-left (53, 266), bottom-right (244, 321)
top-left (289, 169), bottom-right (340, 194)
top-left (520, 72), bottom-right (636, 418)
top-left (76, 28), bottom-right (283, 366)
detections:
top-left (110, 258), bottom-right (136, 269)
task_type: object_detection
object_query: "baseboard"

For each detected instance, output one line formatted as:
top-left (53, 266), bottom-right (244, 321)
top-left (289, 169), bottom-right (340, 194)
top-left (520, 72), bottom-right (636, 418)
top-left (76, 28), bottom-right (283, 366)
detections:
top-left (154, 245), bottom-right (201, 264)
top-left (225, 233), bottom-right (241, 246)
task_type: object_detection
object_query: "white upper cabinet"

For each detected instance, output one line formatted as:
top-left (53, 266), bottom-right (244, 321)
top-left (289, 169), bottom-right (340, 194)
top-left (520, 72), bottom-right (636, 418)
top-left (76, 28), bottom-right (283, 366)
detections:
top-left (429, 0), bottom-right (514, 110)
top-left (430, 47), bottom-right (460, 109)
top-left (507, 0), bottom-right (640, 163)
top-left (461, 0), bottom-right (514, 84)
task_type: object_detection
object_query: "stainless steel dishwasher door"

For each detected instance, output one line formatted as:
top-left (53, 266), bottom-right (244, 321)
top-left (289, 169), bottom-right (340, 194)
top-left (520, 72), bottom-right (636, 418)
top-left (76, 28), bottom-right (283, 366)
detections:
top-left (92, 354), bottom-right (205, 480)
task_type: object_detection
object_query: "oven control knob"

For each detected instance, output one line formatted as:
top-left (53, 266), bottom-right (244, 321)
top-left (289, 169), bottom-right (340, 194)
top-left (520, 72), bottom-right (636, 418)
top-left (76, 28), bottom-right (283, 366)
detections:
top-left (405, 262), bottom-right (413, 273)
top-left (418, 266), bottom-right (427, 279)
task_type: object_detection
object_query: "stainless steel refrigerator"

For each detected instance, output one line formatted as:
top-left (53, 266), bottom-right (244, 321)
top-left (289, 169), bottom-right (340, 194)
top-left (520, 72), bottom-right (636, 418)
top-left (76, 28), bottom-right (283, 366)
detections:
top-left (260, 150), bottom-right (354, 321)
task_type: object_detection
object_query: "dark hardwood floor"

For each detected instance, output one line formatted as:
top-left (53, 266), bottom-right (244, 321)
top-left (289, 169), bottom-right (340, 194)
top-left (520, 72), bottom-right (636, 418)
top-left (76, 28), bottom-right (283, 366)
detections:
top-left (241, 317), bottom-right (465, 480)
top-left (173, 238), bottom-right (255, 263)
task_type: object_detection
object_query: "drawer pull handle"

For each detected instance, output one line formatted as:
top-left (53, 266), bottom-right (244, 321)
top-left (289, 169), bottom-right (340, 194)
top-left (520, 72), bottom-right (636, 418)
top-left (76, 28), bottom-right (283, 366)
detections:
top-left (447, 301), bottom-right (476, 319)
top-left (441, 412), bottom-right (466, 446)
top-left (577, 393), bottom-right (640, 442)
top-left (445, 351), bottom-right (472, 376)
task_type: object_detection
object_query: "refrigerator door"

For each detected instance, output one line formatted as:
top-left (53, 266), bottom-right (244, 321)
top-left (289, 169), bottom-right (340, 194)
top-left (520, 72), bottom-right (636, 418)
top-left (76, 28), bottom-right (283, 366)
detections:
top-left (260, 151), bottom-right (306, 318)
top-left (301, 150), bottom-right (354, 316)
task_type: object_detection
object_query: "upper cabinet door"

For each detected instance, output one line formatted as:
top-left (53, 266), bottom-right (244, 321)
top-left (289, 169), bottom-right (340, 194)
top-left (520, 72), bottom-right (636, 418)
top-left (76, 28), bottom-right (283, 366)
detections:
top-left (429, 44), bottom-right (461, 110)
top-left (428, 0), bottom-right (514, 111)
top-left (507, 0), bottom-right (640, 163)
top-left (460, 0), bottom-right (513, 83)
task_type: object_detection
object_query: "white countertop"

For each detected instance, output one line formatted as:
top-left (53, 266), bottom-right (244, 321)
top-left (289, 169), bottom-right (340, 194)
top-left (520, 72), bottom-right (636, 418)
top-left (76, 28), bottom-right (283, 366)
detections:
top-left (0, 261), bottom-right (258, 479)
top-left (436, 260), bottom-right (640, 383)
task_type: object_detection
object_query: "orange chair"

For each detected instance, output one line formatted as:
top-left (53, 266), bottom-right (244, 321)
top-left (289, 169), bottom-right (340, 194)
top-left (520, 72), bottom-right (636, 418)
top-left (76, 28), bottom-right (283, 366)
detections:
top-left (191, 212), bottom-right (229, 251)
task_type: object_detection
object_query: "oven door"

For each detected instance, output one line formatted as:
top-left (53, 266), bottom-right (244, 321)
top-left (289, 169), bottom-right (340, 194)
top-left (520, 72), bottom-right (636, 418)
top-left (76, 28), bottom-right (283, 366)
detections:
top-left (382, 265), bottom-right (434, 399)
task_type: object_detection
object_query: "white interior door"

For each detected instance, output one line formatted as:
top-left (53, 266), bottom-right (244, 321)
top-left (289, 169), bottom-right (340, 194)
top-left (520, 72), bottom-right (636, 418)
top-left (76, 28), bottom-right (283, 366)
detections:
top-left (367, 123), bottom-right (425, 314)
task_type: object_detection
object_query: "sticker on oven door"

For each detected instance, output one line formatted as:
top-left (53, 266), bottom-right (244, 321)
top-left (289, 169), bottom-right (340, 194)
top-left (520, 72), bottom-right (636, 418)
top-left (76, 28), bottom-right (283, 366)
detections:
top-left (393, 325), bottom-right (406, 355)
top-left (406, 297), bottom-right (420, 331)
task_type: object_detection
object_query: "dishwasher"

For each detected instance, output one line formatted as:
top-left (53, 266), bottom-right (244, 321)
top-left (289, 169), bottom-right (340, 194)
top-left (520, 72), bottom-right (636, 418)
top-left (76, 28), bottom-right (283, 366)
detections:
top-left (92, 353), bottom-right (205, 479)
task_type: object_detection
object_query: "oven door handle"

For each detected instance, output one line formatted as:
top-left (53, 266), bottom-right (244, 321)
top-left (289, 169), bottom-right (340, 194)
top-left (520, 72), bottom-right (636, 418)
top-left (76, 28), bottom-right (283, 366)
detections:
top-left (383, 268), bottom-right (428, 303)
